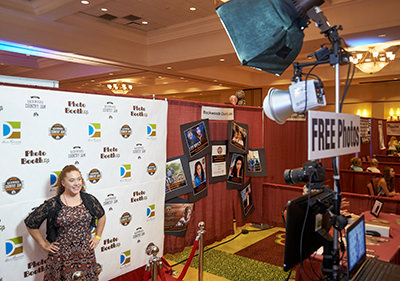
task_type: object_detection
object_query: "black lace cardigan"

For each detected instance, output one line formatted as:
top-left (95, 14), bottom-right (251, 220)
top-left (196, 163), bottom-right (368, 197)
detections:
top-left (24, 192), bottom-right (105, 242)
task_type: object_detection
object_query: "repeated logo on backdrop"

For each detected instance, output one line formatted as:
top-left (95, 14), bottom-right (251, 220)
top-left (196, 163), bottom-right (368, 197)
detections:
top-left (146, 124), bottom-right (156, 138)
top-left (65, 100), bottom-right (88, 115)
top-left (88, 123), bottom-right (101, 139)
top-left (3, 121), bottom-right (21, 142)
top-left (120, 164), bottom-right (132, 180)
top-left (3, 177), bottom-right (23, 195)
top-left (21, 150), bottom-right (49, 165)
top-left (120, 250), bottom-right (131, 267)
top-left (25, 96), bottom-right (46, 117)
top-left (120, 212), bottom-right (132, 226)
top-left (130, 105), bottom-right (148, 117)
top-left (49, 123), bottom-right (66, 140)
top-left (120, 125), bottom-right (132, 138)
top-left (5, 236), bottom-right (23, 257)
top-left (88, 168), bottom-right (102, 184)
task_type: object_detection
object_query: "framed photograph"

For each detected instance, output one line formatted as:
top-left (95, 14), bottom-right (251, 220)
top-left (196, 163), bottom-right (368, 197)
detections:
top-left (180, 119), bottom-right (211, 160)
top-left (370, 199), bottom-right (384, 218)
top-left (226, 153), bottom-right (246, 190)
top-left (228, 121), bottom-right (248, 153)
top-left (246, 148), bottom-right (267, 177)
top-left (188, 156), bottom-right (208, 202)
top-left (165, 197), bottom-right (194, 237)
top-left (165, 155), bottom-right (192, 201)
top-left (209, 140), bottom-right (228, 183)
top-left (239, 182), bottom-right (254, 220)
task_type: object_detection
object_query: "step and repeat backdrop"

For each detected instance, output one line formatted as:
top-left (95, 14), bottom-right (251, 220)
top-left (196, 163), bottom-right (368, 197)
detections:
top-left (0, 85), bottom-right (167, 280)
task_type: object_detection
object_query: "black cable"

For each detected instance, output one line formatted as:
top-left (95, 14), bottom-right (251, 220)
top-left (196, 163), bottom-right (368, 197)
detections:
top-left (169, 228), bottom-right (267, 268)
top-left (339, 62), bottom-right (355, 113)
top-left (303, 64), bottom-right (318, 115)
top-left (299, 187), bottom-right (317, 281)
top-left (285, 269), bottom-right (293, 281)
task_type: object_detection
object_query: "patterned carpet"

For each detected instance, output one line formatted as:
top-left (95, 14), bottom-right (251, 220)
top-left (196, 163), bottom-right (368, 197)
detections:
top-left (235, 231), bottom-right (286, 267)
top-left (164, 227), bottom-right (293, 281)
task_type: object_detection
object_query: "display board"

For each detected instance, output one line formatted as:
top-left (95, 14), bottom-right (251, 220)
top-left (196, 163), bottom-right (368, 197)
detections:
top-left (0, 85), bottom-right (167, 280)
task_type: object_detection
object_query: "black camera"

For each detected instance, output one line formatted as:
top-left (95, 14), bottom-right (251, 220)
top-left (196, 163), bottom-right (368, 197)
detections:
top-left (284, 161), bottom-right (326, 186)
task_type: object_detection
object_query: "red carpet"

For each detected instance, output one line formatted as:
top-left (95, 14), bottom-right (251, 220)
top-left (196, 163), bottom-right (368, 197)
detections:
top-left (235, 231), bottom-right (286, 267)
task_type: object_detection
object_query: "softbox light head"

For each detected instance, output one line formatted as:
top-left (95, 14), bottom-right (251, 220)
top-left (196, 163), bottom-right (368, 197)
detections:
top-left (216, 0), bottom-right (309, 75)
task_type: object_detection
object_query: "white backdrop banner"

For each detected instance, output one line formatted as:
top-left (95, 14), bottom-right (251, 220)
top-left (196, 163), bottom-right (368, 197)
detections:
top-left (0, 85), bottom-right (167, 280)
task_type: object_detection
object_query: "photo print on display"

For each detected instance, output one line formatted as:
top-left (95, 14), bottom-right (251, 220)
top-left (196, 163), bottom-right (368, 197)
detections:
top-left (246, 148), bottom-right (267, 177)
top-left (165, 155), bottom-right (193, 201)
top-left (188, 156), bottom-right (208, 202)
top-left (226, 153), bottom-right (246, 190)
top-left (239, 182), bottom-right (255, 220)
top-left (180, 119), bottom-right (211, 160)
top-left (228, 121), bottom-right (249, 153)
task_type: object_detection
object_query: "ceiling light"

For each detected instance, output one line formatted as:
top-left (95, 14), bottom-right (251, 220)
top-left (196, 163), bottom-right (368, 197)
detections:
top-left (101, 8), bottom-right (108, 12)
top-left (189, 7), bottom-right (196, 11)
top-left (166, 66), bottom-right (172, 69)
top-left (142, 21), bottom-right (148, 25)
top-left (349, 45), bottom-right (397, 74)
top-left (378, 34), bottom-right (386, 38)
top-left (219, 58), bottom-right (225, 62)
top-left (81, 0), bottom-right (90, 5)
top-left (104, 81), bottom-right (134, 95)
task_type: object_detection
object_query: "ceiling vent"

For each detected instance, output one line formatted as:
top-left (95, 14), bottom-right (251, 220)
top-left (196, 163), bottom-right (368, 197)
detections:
top-left (99, 14), bottom-right (118, 21)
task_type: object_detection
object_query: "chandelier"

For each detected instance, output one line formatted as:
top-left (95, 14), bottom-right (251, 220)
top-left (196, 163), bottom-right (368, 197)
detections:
top-left (103, 80), bottom-right (134, 95)
top-left (347, 42), bottom-right (398, 74)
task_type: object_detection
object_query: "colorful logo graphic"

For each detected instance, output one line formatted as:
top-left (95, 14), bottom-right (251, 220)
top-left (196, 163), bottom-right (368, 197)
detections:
top-left (89, 123), bottom-right (101, 138)
top-left (120, 164), bottom-right (131, 178)
top-left (50, 171), bottom-right (61, 187)
top-left (50, 123), bottom-right (66, 140)
top-left (120, 250), bottom-right (131, 266)
top-left (147, 163), bottom-right (157, 175)
top-left (3, 121), bottom-right (21, 139)
top-left (147, 124), bottom-right (156, 137)
top-left (120, 212), bottom-right (132, 226)
top-left (4, 177), bottom-right (23, 195)
top-left (88, 168), bottom-right (101, 184)
top-left (120, 125), bottom-right (132, 138)
top-left (5, 236), bottom-right (23, 257)
top-left (147, 204), bottom-right (155, 218)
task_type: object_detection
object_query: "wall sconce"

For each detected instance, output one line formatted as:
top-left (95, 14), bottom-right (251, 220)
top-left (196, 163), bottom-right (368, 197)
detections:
top-left (388, 108), bottom-right (400, 121)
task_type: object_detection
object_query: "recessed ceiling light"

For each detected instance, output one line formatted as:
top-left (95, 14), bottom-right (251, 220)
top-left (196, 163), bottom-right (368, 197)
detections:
top-left (218, 83), bottom-right (222, 86)
top-left (90, 79), bottom-right (95, 82)
top-left (378, 34), bottom-right (386, 38)
top-left (219, 58), bottom-right (225, 62)
top-left (81, 0), bottom-right (90, 5)
top-left (180, 77), bottom-right (185, 79)
top-left (109, 73), bottom-right (114, 75)
top-left (101, 8), bottom-right (108, 12)
top-left (394, 78), bottom-right (399, 80)
top-left (190, 7), bottom-right (196, 11)
top-left (213, 79), bottom-right (218, 82)
top-left (142, 21), bottom-right (148, 25)
top-left (167, 66), bottom-right (172, 69)
top-left (158, 75), bottom-right (163, 79)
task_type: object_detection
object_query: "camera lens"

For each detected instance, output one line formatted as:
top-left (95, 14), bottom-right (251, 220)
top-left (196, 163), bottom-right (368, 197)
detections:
top-left (284, 168), bottom-right (308, 185)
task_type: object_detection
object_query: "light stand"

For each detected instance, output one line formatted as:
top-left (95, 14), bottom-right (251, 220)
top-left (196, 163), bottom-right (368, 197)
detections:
top-left (292, 6), bottom-right (350, 281)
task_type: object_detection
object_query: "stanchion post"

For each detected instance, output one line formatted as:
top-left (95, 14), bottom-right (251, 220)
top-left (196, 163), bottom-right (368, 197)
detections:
top-left (146, 243), bottom-right (160, 281)
top-left (197, 221), bottom-right (206, 281)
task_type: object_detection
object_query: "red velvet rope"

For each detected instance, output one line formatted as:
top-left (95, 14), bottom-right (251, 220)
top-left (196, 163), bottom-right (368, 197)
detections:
top-left (176, 240), bottom-right (200, 281)
top-left (158, 266), bottom-right (168, 281)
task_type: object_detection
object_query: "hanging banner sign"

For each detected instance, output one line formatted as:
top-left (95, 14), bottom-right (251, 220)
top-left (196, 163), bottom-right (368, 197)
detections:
top-left (386, 122), bottom-right (400, 136)
top-left (308, 111), bottom-right (360, 160)
top-left (201, 106), bottom-right (234, 120)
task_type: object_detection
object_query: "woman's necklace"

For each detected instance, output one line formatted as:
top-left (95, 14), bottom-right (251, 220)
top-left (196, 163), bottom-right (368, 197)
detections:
top-left (63, 194), bottom-right (81, 207)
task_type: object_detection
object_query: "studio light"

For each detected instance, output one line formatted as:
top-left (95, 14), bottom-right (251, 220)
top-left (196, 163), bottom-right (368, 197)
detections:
top-left (216, 0), bottom-right (324, 75)
top-left (263, 80), bottom-right (326, 124)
